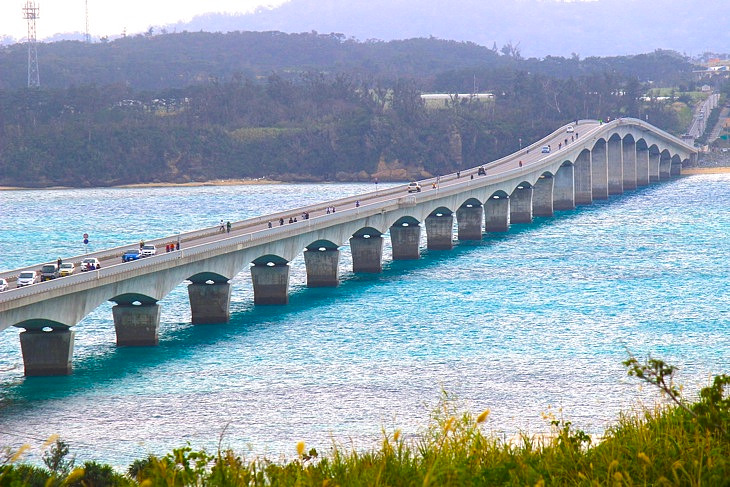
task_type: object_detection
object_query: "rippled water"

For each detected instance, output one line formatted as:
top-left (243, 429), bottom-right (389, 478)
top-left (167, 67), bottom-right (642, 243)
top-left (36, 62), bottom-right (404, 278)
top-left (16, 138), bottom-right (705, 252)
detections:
top-left (0, 176), bottom-right (728, 468)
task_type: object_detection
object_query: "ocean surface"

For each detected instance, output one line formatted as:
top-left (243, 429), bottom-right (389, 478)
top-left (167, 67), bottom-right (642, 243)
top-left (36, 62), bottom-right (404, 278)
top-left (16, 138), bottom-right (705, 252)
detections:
top-left (0, 176), bottom-right (728, 469)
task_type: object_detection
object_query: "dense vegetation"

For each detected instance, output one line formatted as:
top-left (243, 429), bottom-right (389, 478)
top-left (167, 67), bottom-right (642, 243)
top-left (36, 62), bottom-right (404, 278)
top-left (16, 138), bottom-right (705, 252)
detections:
top-left (0, 32), bottom-right (703, 188)
top-left (3, 358), bottom-right (730, 485)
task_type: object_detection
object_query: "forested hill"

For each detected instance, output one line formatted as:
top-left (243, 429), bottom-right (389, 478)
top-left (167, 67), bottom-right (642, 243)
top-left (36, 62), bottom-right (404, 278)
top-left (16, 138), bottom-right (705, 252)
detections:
top-left (0, 31), bottom-right (695, 92)
top-left (0, 31), bottom-right (704, 188)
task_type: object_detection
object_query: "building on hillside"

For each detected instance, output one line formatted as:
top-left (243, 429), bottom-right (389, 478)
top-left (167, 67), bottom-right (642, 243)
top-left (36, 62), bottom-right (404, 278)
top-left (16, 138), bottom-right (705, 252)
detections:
top-left (421, 93), bottom-right (494, 109)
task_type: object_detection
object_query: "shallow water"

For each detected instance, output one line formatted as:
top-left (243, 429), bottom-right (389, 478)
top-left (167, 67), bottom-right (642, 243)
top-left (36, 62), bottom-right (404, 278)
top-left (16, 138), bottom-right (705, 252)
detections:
top-left (0, 177), bottom-right (728, 468)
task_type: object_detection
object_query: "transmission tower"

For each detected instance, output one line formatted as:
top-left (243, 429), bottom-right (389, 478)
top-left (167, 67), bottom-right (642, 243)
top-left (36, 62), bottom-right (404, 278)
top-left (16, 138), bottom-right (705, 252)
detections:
top-left (22, 0), bottom-right (40, 88)
top-left (85, 0), bottom-right (90, 43)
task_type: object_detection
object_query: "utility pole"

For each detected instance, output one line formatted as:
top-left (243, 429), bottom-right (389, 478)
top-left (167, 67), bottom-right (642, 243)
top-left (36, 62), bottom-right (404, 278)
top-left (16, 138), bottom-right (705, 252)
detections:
top-left (22, 0), bottom-right (40, 88)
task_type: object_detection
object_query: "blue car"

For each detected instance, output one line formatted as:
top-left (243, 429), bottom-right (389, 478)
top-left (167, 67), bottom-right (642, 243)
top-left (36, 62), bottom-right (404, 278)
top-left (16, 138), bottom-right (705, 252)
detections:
top-left (122, 249), bottom-right (142, 262)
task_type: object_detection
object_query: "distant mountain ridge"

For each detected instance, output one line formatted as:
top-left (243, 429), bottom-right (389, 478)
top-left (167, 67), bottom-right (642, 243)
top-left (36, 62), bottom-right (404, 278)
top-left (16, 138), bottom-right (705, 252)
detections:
top-left (169, 0), bottom-right (729, 58)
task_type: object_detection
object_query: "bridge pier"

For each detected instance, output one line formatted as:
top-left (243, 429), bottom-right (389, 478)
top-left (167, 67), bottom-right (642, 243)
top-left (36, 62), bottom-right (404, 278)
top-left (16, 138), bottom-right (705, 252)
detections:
top-left (622, 139), bottom-right (637, 190)
top-left (390, 224), bottom-right (421, 260)
top-left (533, 175), bottom-right (554, 217)
top-left (574, 150), bottom-right (592, 205)
top-left (659, 154), bottom-right (671, 179)
top-left (188, 282), bottom-right (232, 324)
top-left (607, 137), bottom-right (624, 195)
top-left (510, 186), bottom-right (533, 223)
top-left (485, 196), bottom-right (509, 232)
top-left (113, 303), bottom-right (161, 345)
top-left (456, 205), bottom-right (483, 240)
top-left (251, 264), bottom-right (290, 304)
top-left (425, 213), bottom-right (454, 250)
top-left (350, 235), bottom-right (383, 273)
top-left (649, 152), bottom-right (661, 182)
top-left (636, 148), bottom-right (650, 186)
top-left (304, 248), bottom-right (340, 287)
top-left (592, 141), bottom-right (609, 199)
top-left (19, 328), bottom-right (74, 376)
top-left (553, 164), bottom-right (575, 210)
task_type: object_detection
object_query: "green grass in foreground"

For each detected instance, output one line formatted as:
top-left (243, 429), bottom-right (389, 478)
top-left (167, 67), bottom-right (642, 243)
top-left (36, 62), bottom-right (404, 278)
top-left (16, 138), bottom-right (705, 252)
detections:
top-left (2, 357), bottom-right (730, 486)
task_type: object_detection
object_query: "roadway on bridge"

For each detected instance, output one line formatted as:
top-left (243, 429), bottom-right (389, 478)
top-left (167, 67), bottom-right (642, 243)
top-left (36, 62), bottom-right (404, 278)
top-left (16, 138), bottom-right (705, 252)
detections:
top-left (0, 120), bottom-right (600, 291)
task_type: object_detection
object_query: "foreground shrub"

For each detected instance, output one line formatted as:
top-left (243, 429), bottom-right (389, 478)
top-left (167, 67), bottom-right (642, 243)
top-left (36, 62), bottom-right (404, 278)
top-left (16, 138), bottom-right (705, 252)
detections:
top-left (3, 358), bottom-right (730, 485)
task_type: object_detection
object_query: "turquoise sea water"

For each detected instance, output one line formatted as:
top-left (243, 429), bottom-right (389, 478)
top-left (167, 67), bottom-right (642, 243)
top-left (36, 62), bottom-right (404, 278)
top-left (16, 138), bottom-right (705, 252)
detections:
top-left (0, 176), bottom-right (728, 468)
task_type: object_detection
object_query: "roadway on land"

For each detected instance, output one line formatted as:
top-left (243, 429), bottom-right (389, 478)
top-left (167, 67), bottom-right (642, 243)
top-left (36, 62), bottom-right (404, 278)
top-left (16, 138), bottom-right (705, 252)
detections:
top-left (0, 121), bottom-right (601, 291)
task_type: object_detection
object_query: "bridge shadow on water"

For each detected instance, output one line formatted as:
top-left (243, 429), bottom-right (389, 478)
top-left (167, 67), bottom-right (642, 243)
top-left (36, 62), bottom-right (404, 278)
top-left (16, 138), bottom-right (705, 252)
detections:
top-left (2, 187), bottom-right (657, 405)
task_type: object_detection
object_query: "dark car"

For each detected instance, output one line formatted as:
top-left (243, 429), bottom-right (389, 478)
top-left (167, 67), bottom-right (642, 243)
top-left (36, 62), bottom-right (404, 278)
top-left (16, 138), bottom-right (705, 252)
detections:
top-left (122, 249), bottom-right (142, 262)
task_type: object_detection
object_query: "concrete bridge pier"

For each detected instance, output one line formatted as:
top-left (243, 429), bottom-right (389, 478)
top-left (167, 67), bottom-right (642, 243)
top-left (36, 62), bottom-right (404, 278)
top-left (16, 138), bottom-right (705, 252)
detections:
top-left (659, 154), bottom-right (671, 179)
top-left (622, 139), bottom-right (637, 190)
top-left (485, 195), bottom-right (510, 232)
top-left (425, 213), bottom-right (454, 250)
top-left (533, 175), bottom-right (554, 217)
top-left (456, 204), bottom-right (483, 240)
top-left (251, 263), bottom-right (290, 304)
top-left (113, 303), bottom-right (161, 345)
top-left (510, 185), bottom-right (533, 223)
top-left (592, 142), bottom-right (609, 199)
top-left (649, 152), bottom-right (661, 182)
top-left (390, 223), bottom-right (421, 260)
top-left (636, 148), bottom-right (650, 186)
top-left (188, 282), bottom-right (232, 324)
top-left (607, 137), bottom-right (624, 195)
top-left (350, 235), bottom-right (383, 273)
top-left (553, 164), bottom-right (575, 210)
top-left (19, 328), bottom-right (75, 376)
top-left (304, 248), bottom-right (340, 287)
top-left (574, 150), bottom-right (592, 205)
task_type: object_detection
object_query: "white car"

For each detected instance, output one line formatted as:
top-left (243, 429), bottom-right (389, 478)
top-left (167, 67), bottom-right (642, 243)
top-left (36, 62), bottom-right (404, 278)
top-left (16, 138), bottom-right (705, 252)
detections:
top-left (140, 244), bottom-right (157, 257)
top-left (407, 182), bottom-right (422, 193)
top-left (80, 258), bottom-right (101, 271)
top-left (541, 145), bottom-right (551, 153)
top-left (566, 125), bottom-right (575, 133)
top-left (59, 262), bottom-right (76, 277)
top-left (0, 278), bottom-right (7, 292)
top-left (17, 271), bottom-right (39, 287)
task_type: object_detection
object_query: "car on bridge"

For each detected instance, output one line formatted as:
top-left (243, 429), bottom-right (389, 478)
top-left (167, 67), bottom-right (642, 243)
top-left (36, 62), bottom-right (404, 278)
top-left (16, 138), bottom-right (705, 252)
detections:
top-left (40, 263), bottom-right (60, 281)
top-left (140, 244), bottom-right (157, 257)
top-left (541, 145), bottom-right (551, 153)
top-left (122, 249), bottom-right (142, 262)
top-left (566, 125), bottom-right (575, 133)
top-left (17, 270), bottom-right (39, 287)
top-left (80, 258), bottom-right (100, 271)
top-left (407, 182), bottom-right (422, 193)
top-left (59, 262), bottom-right (76, 277)
top-left (0, 278), bottom-right (7, 292)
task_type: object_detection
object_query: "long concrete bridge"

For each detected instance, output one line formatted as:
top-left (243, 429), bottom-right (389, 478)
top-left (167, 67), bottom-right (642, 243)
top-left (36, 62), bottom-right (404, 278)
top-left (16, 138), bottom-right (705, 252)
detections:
top-left (0, 118), bottom-right (696, 376)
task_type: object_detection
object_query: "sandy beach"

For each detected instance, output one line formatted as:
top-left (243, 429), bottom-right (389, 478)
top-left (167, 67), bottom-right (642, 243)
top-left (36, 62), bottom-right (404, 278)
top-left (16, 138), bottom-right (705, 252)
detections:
top-left (681, 167), bottom-right (730, 174)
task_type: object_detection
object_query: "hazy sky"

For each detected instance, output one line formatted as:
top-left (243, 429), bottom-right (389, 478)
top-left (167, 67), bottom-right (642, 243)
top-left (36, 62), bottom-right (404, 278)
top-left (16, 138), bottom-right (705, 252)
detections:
top-left (0, 0), bottom-right (289, 40)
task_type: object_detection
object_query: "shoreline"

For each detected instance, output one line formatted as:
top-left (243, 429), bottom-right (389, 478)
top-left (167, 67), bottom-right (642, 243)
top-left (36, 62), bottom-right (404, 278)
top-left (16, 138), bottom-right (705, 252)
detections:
top-left (2, 167), bottom-right (729, 191)
top-left (681, 166), bottom-right (730, 174)
top-left (0, 178), bottom-right (283, 191)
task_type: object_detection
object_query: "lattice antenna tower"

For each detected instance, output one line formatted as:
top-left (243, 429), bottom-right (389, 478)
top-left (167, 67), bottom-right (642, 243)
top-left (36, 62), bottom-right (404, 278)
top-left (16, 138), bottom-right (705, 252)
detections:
top-left (85, 0), bottom-right (90, 43)
top-left (22, 0), bottom-right (40, 88)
